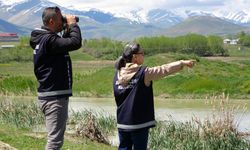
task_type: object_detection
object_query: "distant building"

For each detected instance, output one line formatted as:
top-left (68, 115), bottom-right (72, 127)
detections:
top-left (0, 33), bottom-right (19, 42)
top-left (223, 39), bottom-right (231, 44)
top-left (230, 39), bottom-right (239, 45)
top-left (223, 38), bottom-right (239, 45)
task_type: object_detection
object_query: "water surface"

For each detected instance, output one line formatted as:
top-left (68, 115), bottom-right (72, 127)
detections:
top-left (69, 97), bottom-right (250, 132)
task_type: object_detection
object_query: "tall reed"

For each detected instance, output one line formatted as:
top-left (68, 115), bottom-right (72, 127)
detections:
top-left (0, 100), bottom-right (44, 128)
top-left (149, 93), bottom-right (250, 149)
top-left (69, 109), bottom-right (116, 135)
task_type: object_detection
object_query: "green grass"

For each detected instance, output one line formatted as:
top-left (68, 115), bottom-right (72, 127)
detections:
top-left (0, 124), bottom-right (116, 150)
top-left (149, 95), bottom-right (250, 149)
top-left (0, 46), bottom-right (32, 63)
top-left (0, 100), bottom-right (44, 128)
top-left (70, 50), bottom-right (96, 61)
top-left (0, 125), bottom-right (46, 149)
top-left (71, 52), bottom-right (250, 98)
top-left (225, 44), bottom-right (250, 57)
top-left (0, 53), bottom-right (250, 98)
top-left (0, 44), bottom-right (250, 98)
top-left (73, 67), bottom-right (114, 97)
top-left (0, 41), bottom-right (95, 63)
top-left (0, 97), bottom-right (249, 149)
top-left (0, 62), bottom-right (33, 76)
top-left (146, 53), bottom-right (250, 98)
top-left (0, 76), bottom-right (37, 96)
top-left (0, 99), bottom-right (116, 149)
top-left (149, 120), bottom-right (250, 150)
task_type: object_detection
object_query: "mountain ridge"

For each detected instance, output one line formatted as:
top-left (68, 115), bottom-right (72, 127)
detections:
top-left (0, 18), bottom-right (30, 34)
top-left (0, 0), bottom-right (250, 40)
top-left (163, 16), bottom-right (250, 36)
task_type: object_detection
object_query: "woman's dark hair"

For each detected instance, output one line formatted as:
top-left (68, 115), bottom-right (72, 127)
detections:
top-left (42, 6), bottom-right (61, 26)
top-left (115, 42), bottom-right (141, 70)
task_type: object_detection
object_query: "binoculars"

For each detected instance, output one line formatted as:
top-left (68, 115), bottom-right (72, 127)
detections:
top-left (62, 16), bottom-right (79, 30)
top-left (62, 16), bottom-right (79, 23)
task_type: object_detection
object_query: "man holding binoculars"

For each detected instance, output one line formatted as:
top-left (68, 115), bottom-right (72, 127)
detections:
top-left (30, 6), bottom-right (82, 150)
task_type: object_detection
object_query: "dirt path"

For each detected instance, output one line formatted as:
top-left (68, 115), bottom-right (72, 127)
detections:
top-left (203, 56), bottom-right (249, 62)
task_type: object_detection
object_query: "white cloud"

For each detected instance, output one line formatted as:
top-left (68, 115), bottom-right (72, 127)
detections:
top-left (47, 0), bottom-right (240, 12)
top-left (2, 0), bottom-right (249, 12)
top-left (224, 0), bottom-right (250, 11)
top-left (0, 0), bottom-right (234, 14)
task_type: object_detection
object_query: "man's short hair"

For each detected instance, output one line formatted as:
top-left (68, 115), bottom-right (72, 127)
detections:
top-left (42, 6), bottom-right (61, 26)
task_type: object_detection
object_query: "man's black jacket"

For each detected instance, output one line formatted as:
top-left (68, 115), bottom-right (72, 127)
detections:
top-left (30, 24), bottom-right (82, 100)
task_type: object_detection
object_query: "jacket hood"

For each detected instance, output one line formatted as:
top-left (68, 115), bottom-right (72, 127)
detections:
top-left (30, 28), bottom-right (50, 49)
top-left (117, 63), bottom-right (141, 86)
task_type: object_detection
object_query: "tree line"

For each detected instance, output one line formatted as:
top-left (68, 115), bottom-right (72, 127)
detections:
top-left (237, 31), bottom-right (250, 47)
top-left (0, 34), bottom-right (231, 62)
top-left (83, 34), bottom-right (228, 59)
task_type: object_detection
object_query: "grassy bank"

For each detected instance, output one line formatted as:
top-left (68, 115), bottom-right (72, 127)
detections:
top-left (0, 53), bottom-right (250, 98)
top-left (0, 40), bottom-right (250, 98)
top-left (0, 95), bottom-right (249, 149)
top-left (0, 98), bottom-right (116, 149)
top-left (0, 124), bottom-right (116, 150)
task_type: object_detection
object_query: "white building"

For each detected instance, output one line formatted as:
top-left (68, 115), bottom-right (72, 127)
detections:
top-left (223, 38), bottom-right (239, 45)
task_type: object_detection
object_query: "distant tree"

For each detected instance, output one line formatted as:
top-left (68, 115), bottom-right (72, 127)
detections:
top-left (237, 31), bottom-right (246, 44)
top-left (237, 31), bottom-right (246, 38)
top-left (207, 35), bottom-right (227, 56)
top-left (180, 34), bottom-right (209, 56)
top-left (135, 34), bottom-right (228, 56)
top-left (83, 38), bottom-right (123, 59)
top-left (19, 36), bottom-right (30, 47)
top-left (241, 35), bottom-right (250, 47)
top-left (136, 36), bottom-right (177, 55)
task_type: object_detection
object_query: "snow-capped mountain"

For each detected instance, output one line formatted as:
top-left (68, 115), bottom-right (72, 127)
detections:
top-left (184, 10), bottom-right (214, 18)
top-left (0, 18), bottom-right (30, 34)
top-left (1, 0), bottom-right (250, 39)
top-left (1, 0), bottom-right (250, 27)
top-left (171, 9), bottom-right (250, 26)
top-left (0, 0), bottom-right (27, 7)
top-left (163, 15), bottom-right (249, 36)
top-left (0, 0), bottom-right (126, 29)
top-left (177, 9), bottom-right (250, 26)
top-left (113, 9), bottom-right (148, 23)
top-left (146, 9), bottom-right (183, 27)
top-left (0, 0), bottom-right (59, 28)
top-left (214, 10), bottom-right (250, 26)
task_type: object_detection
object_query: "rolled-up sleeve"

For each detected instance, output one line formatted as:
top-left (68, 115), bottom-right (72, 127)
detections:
top-left (144, 61), bottom-right (183, 86)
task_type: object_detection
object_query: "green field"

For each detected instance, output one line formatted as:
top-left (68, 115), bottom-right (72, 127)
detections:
top-left (0, 124), bottom-right (116, 150)
top-left (0, 98), bottom-right (249, 150)
top-left (0, 43), bottom-right (250, 98)
top-left (0, 39), bottom-right (250, 149)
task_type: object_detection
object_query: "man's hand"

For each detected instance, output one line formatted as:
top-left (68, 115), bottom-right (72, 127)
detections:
top-left (65, 15), bottom-right (77, 25)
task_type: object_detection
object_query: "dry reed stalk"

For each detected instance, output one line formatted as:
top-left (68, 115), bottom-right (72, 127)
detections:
top-left (193, 93), bottom-right (248, 138)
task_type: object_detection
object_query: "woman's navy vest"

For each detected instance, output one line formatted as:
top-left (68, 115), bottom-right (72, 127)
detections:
top-left (113, 66), bottom-right (156, 131)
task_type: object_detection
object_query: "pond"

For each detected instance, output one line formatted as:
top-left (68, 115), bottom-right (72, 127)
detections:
top-left (69, 97), bottom-right (250, 132)
top-left (4, 96), bottom-right (250, 146)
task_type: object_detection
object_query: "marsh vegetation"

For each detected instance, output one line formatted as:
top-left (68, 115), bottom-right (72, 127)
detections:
top-left (0, 35), bottom-right (250, 149)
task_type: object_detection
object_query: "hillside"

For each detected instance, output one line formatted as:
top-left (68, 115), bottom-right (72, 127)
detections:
top-left (164, 16), bottom-right (250, 36)
top-left (0, 19), bottom-right (30, 35)
top-left (0, 42), bottom-right (249, 98)
top-left (1, 0), bottom-right (250, 39)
